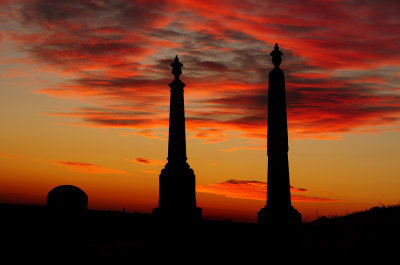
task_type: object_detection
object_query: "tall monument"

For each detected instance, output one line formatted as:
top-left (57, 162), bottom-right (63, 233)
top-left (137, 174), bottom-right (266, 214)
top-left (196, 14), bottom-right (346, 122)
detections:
top-left (153, 55), bottom-right (202, 221)
top-left (257, 44), bottom-right (302, 225)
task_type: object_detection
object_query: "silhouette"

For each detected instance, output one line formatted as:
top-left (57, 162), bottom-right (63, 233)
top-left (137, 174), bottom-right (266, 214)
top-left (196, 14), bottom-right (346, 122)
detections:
top-left (1, 202), bottom-right (399, 260)
top-left (257, 44), bottom-right (302, 225)
top-left (152, 55), bottom-right (202, 221)
top-left (47, 185), bottom-right (88, 214)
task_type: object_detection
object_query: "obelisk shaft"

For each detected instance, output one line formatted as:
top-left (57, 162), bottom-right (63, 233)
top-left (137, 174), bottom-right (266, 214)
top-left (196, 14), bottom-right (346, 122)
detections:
top-left (167, 78), bottom-right (187, 164)
top-left (267, 67), bottom-right (291, 209)
top-left (257, 44), bottom-right (301, 225)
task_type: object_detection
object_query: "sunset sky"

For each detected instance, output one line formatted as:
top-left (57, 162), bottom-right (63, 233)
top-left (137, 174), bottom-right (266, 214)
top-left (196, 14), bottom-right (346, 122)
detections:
top-left (0, 0), bottom-right (399, 222)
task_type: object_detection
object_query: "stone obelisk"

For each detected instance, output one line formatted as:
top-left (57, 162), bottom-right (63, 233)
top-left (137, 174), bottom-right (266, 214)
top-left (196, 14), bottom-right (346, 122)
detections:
top-left (153, 55), bottom-right (202, 221)
top-left (257, 44), bottom-right (302, 225)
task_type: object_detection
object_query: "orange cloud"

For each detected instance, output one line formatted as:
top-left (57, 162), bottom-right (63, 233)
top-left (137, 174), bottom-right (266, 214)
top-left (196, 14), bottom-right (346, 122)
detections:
top-left (0, 152), bottom-right (20, 159)
top-left (190, 128), bottom-right (231, 143)
top-left (222, 145), bottom-right (265, 152)
top-left (133, 158), bottom-right (165, 166)
top-left (197, 180), bottom-right (338, 202)
top-left (143, 170), bottom-right (159, 174)
top-left (120, 129), bottom-right (167, 140)
top-left (52, 161), bottom-right (127, 174)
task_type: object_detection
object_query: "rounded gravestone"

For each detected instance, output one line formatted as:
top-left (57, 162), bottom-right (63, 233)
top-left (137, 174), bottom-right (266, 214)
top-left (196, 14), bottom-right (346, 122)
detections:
top-left (47, 185), bottom-right (88, 214)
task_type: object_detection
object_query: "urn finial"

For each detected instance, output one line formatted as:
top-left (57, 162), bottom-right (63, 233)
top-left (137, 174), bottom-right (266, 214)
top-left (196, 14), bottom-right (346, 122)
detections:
top-left (270, 43), bottom-right (283, 68)
top-left (171, 55), bottom-right (183, 79)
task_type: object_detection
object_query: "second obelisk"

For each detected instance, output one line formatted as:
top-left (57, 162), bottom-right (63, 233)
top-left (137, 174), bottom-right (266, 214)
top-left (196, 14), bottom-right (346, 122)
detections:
top-left (153, 55), bottom-right (202, 222)
top-left (257, 44), bottom-right (301, 225)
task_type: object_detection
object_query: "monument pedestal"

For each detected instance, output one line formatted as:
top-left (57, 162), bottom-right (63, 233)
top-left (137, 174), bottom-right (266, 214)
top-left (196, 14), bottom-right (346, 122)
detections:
top-left (153, 162), bottom-right (202, 222)
top-left (257, 205), bottom-right (302, 226)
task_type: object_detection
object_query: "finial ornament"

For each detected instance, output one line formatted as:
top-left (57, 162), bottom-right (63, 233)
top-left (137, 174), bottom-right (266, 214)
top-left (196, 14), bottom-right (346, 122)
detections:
top-left (171, 55), bottom-right (183, 79)
top-left (270, 43), bottom-right (283, 68)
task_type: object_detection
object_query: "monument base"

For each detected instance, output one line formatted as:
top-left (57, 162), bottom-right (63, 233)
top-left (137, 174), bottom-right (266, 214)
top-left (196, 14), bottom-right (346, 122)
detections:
top-left (154, 161), bottom-right (202, 223)
top-left (257, 205), bottom-right (302, 226)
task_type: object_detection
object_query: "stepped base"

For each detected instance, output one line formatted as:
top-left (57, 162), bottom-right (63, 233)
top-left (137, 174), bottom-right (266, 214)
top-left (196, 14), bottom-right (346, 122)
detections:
top-left (257, 205), bottom-right (302, 226)
top-left (154, 161), bottom-right (202, 222)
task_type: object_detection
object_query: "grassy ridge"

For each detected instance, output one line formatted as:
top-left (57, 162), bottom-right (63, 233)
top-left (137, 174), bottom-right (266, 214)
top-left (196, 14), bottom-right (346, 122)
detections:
top-left (0, 203), bottom-right (399, 260)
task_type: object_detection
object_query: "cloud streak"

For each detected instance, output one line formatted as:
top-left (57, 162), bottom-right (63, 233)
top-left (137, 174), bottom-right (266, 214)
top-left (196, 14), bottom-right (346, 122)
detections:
top-left (197, 180), bottom-right (339, 202)
top-left (52, 160), bottom-right (127, 174)
top-left (133, 158), bottom-right (165, 165)
top-left (0, 152), bottom-right (20, 159)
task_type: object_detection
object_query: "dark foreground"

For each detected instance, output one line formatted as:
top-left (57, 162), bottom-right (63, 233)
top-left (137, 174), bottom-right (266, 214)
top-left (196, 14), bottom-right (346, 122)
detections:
top-left (1, 204), bottom-right (399, 261)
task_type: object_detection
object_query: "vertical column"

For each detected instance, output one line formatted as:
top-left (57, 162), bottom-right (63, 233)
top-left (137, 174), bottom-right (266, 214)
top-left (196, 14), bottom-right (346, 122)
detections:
top-left (153, 56), bottom-right (202, 222)
top-left (257, 44), bottom-right (301, 226)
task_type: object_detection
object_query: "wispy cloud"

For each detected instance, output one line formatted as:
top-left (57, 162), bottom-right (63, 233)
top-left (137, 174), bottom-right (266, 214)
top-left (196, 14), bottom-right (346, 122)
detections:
top-left (142, 170), bottom-right (159, 174)
top-left (197, 180), bottom-right (339, 202)
top-left (133, 158), bottom-right (165, 166)
top-left (119, 129), bottom-right (167, 140)
top-left (52, 160), bottom-right (127, 174)
top-left (222, 145), bottom-right (265, 152)
top-left (1, 0), bottom-right (399, 141)
top-left (0, 152), bottom-right (20, 159)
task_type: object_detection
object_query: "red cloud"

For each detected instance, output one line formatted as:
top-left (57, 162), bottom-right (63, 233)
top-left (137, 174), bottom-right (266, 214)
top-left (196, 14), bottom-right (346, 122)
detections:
top-left (197, 180), bottom-right (339, 202)
top-left (52, 160), bottom-right (127, 174)
top-left (1, 0), bottom-right (399, 142)
top-left (133, 158), bottom-right (164, 165)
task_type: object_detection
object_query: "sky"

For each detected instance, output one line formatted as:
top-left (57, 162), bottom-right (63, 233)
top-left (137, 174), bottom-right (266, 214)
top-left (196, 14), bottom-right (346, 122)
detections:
top-left (0, 0), bottom-right (399, 222)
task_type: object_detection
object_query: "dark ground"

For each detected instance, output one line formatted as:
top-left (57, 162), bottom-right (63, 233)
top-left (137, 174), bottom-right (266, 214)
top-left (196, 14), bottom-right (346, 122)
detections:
top-left (1, 203), bottom-right (399, 261)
